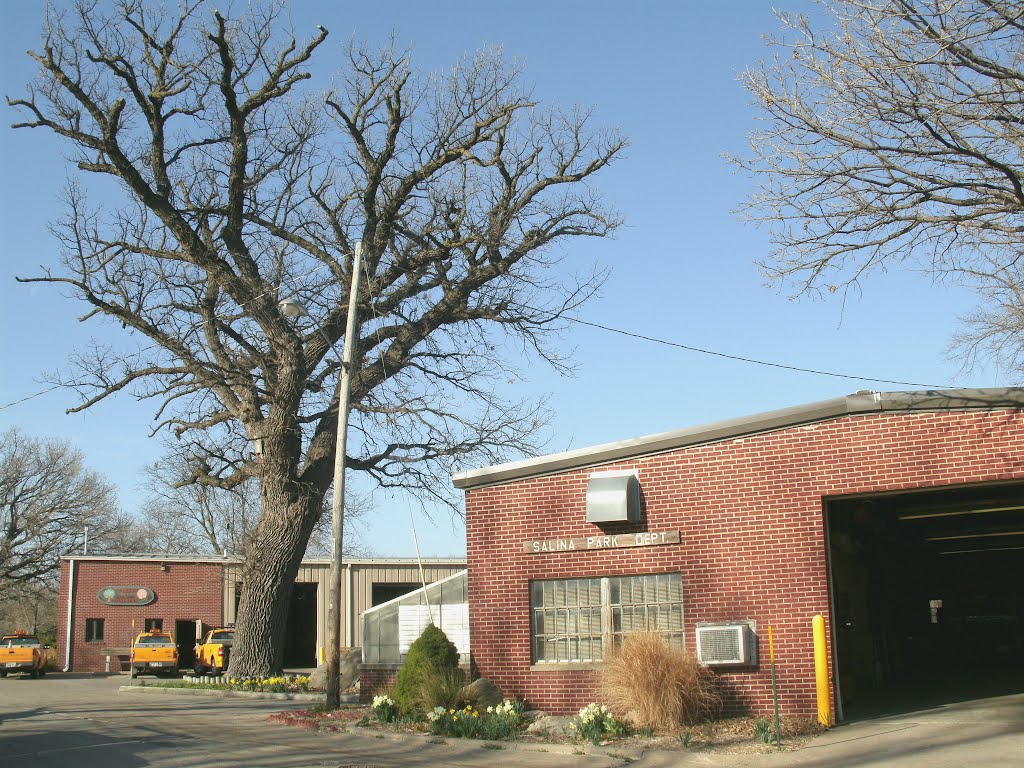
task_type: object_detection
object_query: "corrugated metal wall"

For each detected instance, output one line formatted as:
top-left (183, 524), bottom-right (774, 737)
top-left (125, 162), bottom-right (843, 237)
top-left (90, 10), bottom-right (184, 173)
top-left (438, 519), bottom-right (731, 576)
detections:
top-left (223, 559), bottom-right (465, 663)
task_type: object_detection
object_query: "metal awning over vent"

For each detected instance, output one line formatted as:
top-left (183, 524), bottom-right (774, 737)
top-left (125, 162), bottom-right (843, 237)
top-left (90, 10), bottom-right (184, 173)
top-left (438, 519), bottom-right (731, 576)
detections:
top-left (586, 471), bottom-right (640, 523)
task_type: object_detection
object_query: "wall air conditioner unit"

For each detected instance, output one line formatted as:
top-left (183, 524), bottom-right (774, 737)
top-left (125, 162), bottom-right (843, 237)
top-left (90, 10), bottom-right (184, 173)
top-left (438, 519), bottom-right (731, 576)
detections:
top-left (696, 623), bottom-right (756, 666)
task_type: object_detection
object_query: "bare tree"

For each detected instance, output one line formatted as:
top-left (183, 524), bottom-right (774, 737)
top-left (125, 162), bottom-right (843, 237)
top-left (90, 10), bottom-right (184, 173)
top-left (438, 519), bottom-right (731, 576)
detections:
top-left (732, 0), bottom-right (1024, 378)
top-left (9, 1), bottom-right (626, 675)
top-left (0, 428), bottom-right (122, 595)
top-left (137, 446), bottom-right (369, 558)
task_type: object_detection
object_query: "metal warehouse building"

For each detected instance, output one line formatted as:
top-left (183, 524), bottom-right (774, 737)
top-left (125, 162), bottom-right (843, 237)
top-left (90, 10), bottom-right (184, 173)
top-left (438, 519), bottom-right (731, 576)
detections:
top-left (57, 555), bottom-right (465, 673)
top-left (452, 388), bottom-right (1024, 721)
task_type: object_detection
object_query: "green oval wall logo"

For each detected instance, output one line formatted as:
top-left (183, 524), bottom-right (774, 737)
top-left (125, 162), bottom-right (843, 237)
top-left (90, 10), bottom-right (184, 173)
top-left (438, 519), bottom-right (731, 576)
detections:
top-left (96, 586), bottom-right (155, 606)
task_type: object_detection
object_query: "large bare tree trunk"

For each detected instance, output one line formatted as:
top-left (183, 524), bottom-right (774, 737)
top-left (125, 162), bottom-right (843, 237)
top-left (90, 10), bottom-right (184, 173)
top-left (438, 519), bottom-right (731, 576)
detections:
top-left (229, 478), bottom-right (320, 676)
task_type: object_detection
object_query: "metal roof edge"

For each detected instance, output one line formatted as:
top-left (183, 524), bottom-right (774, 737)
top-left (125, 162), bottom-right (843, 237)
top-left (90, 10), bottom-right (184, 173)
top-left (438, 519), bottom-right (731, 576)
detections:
top-left (59, 553), bottom-right (467, 565)
top-left (451, 387), bottom-right (1024, 490)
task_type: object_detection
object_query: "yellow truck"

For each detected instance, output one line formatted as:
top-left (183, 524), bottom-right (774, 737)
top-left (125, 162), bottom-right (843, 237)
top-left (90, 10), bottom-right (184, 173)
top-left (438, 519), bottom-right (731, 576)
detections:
top-left (193, 627), bottom-right (234, 675)
top-left (130, 631), bottom-right (179, 678)
top-left (1, 630), bottom-right (49, 678)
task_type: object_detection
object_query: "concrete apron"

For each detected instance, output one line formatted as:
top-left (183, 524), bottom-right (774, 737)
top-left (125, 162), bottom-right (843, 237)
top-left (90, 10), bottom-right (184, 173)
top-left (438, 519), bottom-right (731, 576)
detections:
top-left (634, 690), bottom-right (1024, 767)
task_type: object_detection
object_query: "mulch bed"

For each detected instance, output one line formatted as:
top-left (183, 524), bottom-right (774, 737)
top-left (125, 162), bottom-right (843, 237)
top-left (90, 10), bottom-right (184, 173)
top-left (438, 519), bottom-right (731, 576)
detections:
top-left (267, 706), bottom-right (826, 754)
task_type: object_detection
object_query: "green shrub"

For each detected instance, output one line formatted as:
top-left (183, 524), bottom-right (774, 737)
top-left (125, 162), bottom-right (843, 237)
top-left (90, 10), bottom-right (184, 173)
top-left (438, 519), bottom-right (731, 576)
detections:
top-left (600, 632), bottom-right (721, 730)
top-left (393, 623), bottom-right (460, 716)
top-left (755, 717), bottom-right (773, 744)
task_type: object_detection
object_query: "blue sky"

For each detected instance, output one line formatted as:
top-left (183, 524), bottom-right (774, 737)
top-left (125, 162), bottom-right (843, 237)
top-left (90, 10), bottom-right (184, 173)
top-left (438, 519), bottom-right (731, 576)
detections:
top-left (0, 1), bottom-right (1001, 558)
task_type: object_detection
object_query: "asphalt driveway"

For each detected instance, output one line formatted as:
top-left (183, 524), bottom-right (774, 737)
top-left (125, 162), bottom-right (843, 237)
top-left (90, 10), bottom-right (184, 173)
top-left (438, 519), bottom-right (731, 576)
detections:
top-left (2, 674), bottom-right (1022, 767)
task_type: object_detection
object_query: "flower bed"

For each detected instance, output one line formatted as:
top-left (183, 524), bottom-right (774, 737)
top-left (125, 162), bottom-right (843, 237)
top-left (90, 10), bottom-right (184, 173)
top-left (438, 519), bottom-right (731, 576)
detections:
top-left (267, 699), bottom-right (826, 755)
top-left (146, 674), bottom-right (312, 693)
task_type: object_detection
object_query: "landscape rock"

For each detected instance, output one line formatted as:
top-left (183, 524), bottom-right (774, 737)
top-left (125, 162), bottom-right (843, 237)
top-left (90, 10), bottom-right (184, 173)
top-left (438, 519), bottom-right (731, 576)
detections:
top-left (460, 676), bottom-right (503, 709)
top-left (307, 647), bottom-right (361, 691)
top-left (526, 715), bottom-right (572, 735)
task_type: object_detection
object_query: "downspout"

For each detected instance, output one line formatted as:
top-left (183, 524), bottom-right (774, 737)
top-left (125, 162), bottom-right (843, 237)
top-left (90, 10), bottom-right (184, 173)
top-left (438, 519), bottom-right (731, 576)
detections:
top-left (63, 558), bottom-right (76, 672)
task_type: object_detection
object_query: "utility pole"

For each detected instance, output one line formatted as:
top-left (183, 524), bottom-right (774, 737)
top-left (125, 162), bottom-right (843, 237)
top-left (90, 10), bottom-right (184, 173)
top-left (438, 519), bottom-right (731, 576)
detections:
top-left (326, 241), bottom-right (362, 710)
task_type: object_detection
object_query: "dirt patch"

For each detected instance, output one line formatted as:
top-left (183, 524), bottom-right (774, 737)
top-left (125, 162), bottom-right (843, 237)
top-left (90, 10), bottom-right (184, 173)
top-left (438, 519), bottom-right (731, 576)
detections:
top-left (267, 707), bottom-right (826, 754)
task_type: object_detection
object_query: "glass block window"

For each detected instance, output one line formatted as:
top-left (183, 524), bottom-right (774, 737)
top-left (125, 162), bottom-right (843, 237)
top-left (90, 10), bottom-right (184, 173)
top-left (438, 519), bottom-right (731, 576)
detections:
top-left (531, 573), bottom-right (683, 663)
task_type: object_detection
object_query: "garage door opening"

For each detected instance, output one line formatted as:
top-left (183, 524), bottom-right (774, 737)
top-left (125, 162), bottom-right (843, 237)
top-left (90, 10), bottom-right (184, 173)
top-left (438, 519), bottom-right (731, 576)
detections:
top-left (826, 482), bottom-right (1024, 720)
top-left (282, 582), bottom-right (317, 668)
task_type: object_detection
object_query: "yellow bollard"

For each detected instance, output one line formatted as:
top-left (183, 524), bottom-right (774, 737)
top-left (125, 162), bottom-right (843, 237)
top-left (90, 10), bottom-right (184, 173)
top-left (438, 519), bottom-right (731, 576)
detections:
top-left (812, 614), bottom-right (832, 727)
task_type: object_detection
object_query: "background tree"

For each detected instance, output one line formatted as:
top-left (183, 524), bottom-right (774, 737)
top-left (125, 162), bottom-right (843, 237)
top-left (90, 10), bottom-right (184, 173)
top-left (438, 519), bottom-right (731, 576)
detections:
top-left (9, 1), bottom-right (626, 675)
top-left (0, 427), bottom-right (125, 601)
top-left (732, 0), bottom-right (1024, 379)
top-left (137, 444), bottom-right (370, 558)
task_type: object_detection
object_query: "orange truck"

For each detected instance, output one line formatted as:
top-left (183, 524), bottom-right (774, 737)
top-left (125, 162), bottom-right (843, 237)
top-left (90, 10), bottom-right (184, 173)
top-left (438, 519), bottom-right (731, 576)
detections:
top-left (1, 630), bottom-right (49, 678)
top-left (193, 627), bottom-right (234, 675)
top-left (130, 631), bottom-right (179, 678)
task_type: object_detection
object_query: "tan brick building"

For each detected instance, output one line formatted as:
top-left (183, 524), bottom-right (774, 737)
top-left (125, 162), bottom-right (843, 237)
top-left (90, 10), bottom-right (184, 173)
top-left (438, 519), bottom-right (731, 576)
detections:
top-left (452, 389), bottom-right (1024, 721)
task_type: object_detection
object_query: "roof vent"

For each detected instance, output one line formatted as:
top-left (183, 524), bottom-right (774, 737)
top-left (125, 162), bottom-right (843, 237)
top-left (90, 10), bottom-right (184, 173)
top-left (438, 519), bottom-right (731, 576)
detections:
top-left (586, 471), bottom-right (640, 523)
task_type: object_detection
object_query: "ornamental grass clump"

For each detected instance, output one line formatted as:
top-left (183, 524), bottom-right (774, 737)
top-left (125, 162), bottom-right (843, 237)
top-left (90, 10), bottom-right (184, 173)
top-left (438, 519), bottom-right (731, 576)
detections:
top-left (416, 661), bottom-right (468, 712)
top-left (600, 632), bottom-right (721, 730)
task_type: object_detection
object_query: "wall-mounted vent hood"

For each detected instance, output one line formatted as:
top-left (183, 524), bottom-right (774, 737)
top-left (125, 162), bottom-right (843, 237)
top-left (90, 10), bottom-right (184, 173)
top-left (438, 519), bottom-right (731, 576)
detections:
top-left (586, 471), bottom-right (641, 523)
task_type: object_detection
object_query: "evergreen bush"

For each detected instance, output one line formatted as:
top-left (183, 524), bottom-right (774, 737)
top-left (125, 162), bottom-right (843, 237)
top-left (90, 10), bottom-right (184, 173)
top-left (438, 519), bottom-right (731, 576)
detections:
top-left (393, 623), bottom-right (460, 715)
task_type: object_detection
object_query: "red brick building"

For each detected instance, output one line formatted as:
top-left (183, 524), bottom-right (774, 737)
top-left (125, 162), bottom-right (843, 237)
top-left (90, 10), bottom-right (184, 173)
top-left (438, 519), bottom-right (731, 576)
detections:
top-left (58, 555), bottom-right (224, 674)
top-left (57, 556), bottom-right (465, 673)
top-left (453, 388), bottom-right (1024, 721)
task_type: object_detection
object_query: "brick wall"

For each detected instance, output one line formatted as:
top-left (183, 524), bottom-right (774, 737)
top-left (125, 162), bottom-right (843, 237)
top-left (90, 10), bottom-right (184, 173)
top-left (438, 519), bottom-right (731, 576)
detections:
top-left (465, 409), bottom-right (1024, 717)
top-left (360, 664), bottom-right (401, 702)
top-left (57, 559), bottom-right (224, 672)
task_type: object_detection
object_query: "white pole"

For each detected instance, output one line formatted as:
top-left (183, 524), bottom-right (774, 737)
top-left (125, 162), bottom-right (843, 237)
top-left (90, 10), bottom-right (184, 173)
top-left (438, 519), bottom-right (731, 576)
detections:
top-left (412, 525), bottom-right (434, 625)
top-left (326, 241), bottom-right (362, 710)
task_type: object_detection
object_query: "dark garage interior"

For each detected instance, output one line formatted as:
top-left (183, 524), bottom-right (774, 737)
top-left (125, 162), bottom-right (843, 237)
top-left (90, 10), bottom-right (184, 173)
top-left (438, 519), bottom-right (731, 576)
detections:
top-left (826, 481), bottom-right (1024, 720)
top-left (282, 583), bottom-right (318, 668)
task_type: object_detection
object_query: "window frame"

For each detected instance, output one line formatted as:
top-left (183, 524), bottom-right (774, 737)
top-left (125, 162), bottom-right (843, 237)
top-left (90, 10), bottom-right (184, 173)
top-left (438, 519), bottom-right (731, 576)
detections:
top-left (85, 618), bottom-right (105, 643)
top-left (144, 618), bottom-right (163, 632)
top-left (530, 572), bottom-right (684, 664)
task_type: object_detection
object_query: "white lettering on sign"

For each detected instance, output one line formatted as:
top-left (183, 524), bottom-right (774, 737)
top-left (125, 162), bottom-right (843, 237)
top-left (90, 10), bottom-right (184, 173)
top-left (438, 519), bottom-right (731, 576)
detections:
top-left (532, 538), bottom-right (578, 553)
top-left (523, 530), bottom-right (680, 554)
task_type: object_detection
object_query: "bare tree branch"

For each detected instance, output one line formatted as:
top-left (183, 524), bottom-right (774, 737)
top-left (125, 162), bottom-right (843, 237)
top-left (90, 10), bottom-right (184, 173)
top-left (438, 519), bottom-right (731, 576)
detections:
top-left (9, 0), bottom-right (626, 676)
top-left (732, 0), bottom-right (1024, 378)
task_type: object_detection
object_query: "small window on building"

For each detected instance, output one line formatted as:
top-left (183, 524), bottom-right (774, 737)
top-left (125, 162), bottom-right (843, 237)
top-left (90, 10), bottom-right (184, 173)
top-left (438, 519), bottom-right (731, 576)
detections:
top-left (372, 583), bottom-right (421, 606)
top-left (144, 618), bottom-right (163, 631)
top-left (530, 573), bottom-right (683, 663)
top-left (85, 618), bottom-right (105, 643)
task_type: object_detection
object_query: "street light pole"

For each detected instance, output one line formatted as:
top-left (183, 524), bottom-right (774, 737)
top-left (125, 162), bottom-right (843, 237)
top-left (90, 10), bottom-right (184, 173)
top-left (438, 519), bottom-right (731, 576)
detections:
top-left (326, 240), bottom-right (362, 710)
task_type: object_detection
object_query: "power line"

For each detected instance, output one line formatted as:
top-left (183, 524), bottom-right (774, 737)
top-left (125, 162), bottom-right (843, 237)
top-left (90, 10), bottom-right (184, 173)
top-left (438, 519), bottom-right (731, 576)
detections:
top-left (562, 313), bottom-right (951, 389)
top-left (1, 283), bottom-right (953, 412)
top-left (0, 384), bottom-right (63, 411)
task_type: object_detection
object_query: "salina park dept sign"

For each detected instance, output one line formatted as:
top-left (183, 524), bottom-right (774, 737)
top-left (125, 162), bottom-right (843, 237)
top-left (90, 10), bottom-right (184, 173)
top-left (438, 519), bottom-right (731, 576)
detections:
top-left (523, 530), bottom-right (679, 554)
